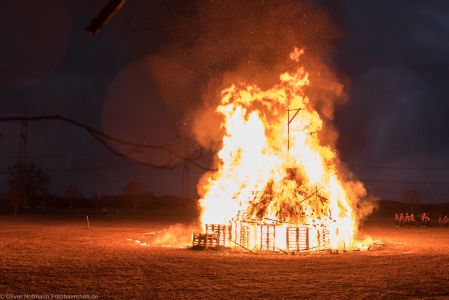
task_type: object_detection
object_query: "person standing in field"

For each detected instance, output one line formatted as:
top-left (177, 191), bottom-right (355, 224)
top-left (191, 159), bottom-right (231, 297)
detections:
top-left (421, 213), bottom-right (431, 227)
top-left (410, 214), bottom-right (416, 226)
top-left (405, 213), bottom-right (410, 226)
top-left (443, 216), bottom-right (449, 228)
top-left (394, 213), bottom-right (399, 227)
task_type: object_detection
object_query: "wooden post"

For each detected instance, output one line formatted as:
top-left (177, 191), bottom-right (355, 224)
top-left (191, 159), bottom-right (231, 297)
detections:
top-left (234, 222), bottom-right (237, 247)
top-left (306, 226), bottom-right (310, 250)
top-left (86, 215), bottom-right (90, 229)
top-left (296, 227), bottom-right (300, 251)
top-left (205, 224), bottom-right (209, 248)
top-left (287, 109), bottom-right (290, 151)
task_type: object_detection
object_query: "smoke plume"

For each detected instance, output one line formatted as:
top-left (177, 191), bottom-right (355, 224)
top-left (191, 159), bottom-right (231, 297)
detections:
top-left (146, 0), bottom-right (344, 147)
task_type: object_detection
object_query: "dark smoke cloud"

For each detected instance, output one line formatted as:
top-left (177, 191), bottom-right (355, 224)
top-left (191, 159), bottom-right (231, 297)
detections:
top-left (143, 0), bottom-right (344, 147)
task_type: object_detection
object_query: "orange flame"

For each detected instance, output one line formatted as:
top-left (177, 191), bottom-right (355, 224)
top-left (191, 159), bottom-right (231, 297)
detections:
top-left (198, 48), bottom-right (365, 250)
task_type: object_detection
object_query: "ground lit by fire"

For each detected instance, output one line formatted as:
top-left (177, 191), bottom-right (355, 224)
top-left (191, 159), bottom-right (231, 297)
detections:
top-left (196, 49), bottom-right (369, 251)
top-left (1, 215), bottom-right (448, 298)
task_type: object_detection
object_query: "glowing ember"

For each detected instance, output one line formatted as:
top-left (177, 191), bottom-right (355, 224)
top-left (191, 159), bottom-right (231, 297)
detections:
top-left (127, 238), bottom-right (149, 247)
top-left (197, 48), bottom-right (367, 251)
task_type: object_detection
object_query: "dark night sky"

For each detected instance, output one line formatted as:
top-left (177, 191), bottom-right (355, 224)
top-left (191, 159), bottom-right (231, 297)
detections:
top-left (1, 0), bottom-right (449, 203)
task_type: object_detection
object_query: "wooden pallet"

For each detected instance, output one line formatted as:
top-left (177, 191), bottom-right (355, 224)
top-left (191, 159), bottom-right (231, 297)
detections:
top-left (260, 224), bottom-right (276, 251)
top-left (286, 226), bottom-right (330, 252)
top-left (193, 223), bottom-right (330, 252)
top-left (286, 226), bottom-right (309, 252)
top-left (206, 224), bottom-right (231, 247)
top-left (317, 228), bottom-right (329, 250)
top-left (192, 232), bottom-right (219, 249)
top-left (192, 224), bottom-right (232, 249)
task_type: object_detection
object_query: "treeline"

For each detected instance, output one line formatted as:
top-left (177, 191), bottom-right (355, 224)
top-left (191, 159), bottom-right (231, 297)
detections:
top-left (0, 193), bottom-right (199, 216)
top-left (1, 162), bottom-right (199, 216)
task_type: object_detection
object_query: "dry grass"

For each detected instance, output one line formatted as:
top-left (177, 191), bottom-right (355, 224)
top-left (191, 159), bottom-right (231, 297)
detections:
top-left (0, 215), bottom-right (449, 299)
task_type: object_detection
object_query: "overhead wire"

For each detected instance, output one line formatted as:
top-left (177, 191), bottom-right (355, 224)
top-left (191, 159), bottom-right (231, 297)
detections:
top-left (0, 114), bottom-right (214, 171)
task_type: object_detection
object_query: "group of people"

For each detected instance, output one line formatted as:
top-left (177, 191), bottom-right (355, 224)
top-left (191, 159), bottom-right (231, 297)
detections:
top-left (394, 212), bottom-right (449, 227)
top-left (394, 212), bottom-right (431, 227)
top-left (438, 215), bottom-right (449, 228)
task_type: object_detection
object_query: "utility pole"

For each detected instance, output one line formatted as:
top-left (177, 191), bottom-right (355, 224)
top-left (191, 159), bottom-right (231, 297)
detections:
top-left (18, 110), bottom-right (28, 165)
top-left (287, 108), bottom-right (303, 151)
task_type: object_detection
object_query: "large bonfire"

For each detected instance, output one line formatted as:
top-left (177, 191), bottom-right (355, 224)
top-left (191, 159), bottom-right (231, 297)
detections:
top-left (197, 48), bottom-right (367, 251)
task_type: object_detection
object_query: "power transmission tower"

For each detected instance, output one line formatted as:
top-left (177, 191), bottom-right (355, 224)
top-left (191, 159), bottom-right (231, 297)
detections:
top-left (181, 138), bottom-right (190, 198)
top-left (287, 107), bottom-right (303, 151)
top-left (18, 110), bottom-right (28, 165)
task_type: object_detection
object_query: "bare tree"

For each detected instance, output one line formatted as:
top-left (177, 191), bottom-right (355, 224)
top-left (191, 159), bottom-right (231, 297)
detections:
top-left (64, 185), bottom-right (82, 210)
top-left (122, 179), bottom-right (146, 214)
top-left (7, 163), bottom-right (51, 215)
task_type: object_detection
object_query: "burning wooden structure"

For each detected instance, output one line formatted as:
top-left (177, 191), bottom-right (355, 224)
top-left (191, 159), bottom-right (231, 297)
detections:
top-left (194, 48), bottom-right (367, 253)
top-left (192, 221), bottom-right (330, 253)
top-left (192, 187), bottom-right (334, 253)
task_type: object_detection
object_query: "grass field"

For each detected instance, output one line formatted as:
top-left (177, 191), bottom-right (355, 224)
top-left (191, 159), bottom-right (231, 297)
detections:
top-left (1, 214), bottom-right (449, 299)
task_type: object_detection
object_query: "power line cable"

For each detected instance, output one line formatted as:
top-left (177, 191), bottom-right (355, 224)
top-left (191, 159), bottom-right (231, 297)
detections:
top-left (361, 178), bottom-right (449, 185)
top-left (366, 191), bottom-right (449, 196)
top-left (0, 114), bottom-right (214, 171)
top-left (348, 164), bottom-right (449, 171)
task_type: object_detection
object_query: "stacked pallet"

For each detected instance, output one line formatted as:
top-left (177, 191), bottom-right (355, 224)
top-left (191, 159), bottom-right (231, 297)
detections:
top-left (260, 224), bottom-right (276, 251)
top-left (192, 232), bottom-right (219, 248)
top-left (286, 226), bottom-right (309, 252)
top-left (192, 224), bottom-right (232, 249)
top-left (192, 222), bottom-right (331, 252)
top-left (206, 224), bottom-right (232, 248)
